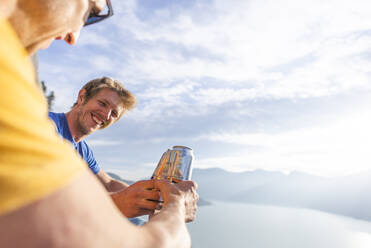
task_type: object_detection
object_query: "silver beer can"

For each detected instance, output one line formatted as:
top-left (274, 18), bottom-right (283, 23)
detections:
top-left (151, 145), bottom-right (194, 182)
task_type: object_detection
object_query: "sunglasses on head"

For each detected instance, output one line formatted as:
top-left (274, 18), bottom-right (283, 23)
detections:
top-left (84, 0), bottom-right (113, 27)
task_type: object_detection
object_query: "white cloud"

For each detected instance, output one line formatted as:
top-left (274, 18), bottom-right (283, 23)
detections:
top-left (76, 30), bottom-right (113, 48)
top-left (195, 106), bottom-right (371, 177)
top-left (43, 0), bottom-right (371, 111)
top-left (87, 55), bottom-right (116, 72)
top-left (112, 0), bottom-right (371, 99)
top-left (88, 139), bottom-right (122, 147)
top-left (39, 0), bottom-right (371, 177)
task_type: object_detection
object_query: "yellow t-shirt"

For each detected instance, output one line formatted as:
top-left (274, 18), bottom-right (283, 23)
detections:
top-left (0, 19), bottom-right (87, 215)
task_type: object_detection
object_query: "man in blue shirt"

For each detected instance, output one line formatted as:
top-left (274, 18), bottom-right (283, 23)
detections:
top-left (49, 76), bottom-right (160, 219)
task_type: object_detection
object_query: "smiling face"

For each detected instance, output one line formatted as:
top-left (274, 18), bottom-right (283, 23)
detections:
top-left (74, 88), bottom-right (125, 136)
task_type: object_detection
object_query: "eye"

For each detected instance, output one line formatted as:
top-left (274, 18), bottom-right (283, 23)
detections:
top-left (87, 5), bottom-right (98, 18)
top-left (92, 6), bottom-right (102, 15)
top-left (98, 100), bottom-right (106, 106)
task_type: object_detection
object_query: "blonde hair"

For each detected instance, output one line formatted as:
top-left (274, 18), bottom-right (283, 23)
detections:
top-left (73, 77), bottom-right (136, 118)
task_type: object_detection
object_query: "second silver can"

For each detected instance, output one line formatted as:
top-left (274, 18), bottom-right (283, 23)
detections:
top-left (151, 145), bottom-right (194, 182)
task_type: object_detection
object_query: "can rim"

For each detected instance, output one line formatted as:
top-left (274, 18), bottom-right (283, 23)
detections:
top-left (172, 145), bottom-right (192, 150)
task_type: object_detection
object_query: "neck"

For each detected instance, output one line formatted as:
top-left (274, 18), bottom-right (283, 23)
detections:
top-left (65, 110), bottom-right (87, 143)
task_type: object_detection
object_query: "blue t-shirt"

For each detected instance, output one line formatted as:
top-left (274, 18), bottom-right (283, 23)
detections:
top-left (48, 112), bottom-right (101, 174)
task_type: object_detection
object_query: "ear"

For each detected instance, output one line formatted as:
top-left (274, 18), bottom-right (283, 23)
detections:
top-left (77, 89), bottom-right (86, 105)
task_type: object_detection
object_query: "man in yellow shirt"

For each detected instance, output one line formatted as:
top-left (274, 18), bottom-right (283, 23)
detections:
top-left (0, 1), bottom-right (198, 247)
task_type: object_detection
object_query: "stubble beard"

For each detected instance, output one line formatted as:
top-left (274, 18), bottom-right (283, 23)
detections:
top-left (76, 108), bottom-right (90, 136)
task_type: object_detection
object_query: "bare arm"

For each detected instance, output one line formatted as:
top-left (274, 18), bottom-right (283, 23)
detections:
top-left (96, 170), bottom-right (129, 192)
top-left (0, 170), bottom-right (197, 248)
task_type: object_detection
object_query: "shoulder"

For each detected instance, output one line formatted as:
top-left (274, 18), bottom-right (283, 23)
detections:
top-left (76, 140), bottom-right (95, 160)
top-left (0, 20), bottom-right (35, 84)
top-left (79, 140), bottom-right (92, 151)
top-left (48, 112), bottom-right (63, 121)
top-left (0, 21), bottom-right (86, 215)
top-left (48, 112), bottom-right (66, 132)
top-left (77, 141), bottom-right (100, 174)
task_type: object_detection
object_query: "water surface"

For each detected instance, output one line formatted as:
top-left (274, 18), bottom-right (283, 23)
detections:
top-left (187, 201), bottom-right (371, 248)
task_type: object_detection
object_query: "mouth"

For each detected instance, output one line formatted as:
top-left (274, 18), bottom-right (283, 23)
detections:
top-left (91, 113), bottom-right (104, 128)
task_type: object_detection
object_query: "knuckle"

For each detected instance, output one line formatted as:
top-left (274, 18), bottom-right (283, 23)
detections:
top-left (192, 181), bottom-right (198, 189)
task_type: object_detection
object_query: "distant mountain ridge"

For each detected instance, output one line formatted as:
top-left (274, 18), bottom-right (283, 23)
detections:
top-left (192, 168), bottom-right (371, 222)
top-left (107, 172), bottom-right (134, 185)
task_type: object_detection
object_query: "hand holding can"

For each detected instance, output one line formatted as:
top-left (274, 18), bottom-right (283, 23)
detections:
top-left (149, 145), bottom-right (196, 217)
top-left (153, 179), bottom-right (199, 223)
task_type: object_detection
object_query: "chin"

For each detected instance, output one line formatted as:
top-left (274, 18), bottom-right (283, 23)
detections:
top-left (88, 127), bottom-right (99, 134)
top-left (25, 43), bottom-right (39, 56)
top-left (26, 41), bottom-right (52, 56)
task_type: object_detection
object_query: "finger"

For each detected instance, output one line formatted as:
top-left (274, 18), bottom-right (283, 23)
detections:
top-left (192, 181), bottom-right (198, 190)
top-left (142, 190), bottom-right (161, 201)
top-left (138, 199), bottom-right (161, 211)
top-left (147, 199), bottom-right (164, 205)
top-left (153, 179), bottom-right (172, 192)
top-left (185, 214), bottom-right (196, 223)
top-left (129, 188), bottom-right (160, 202)
top-left (195, 192), bottom-right (200, 202)
top-left (171, 178), bottom-right (182, 184)
top-left (132, 180), bottom-right (156, 190)
top-left (148, 210), bottom-right (157, 220)
top-left (182, 180), bottom-right (198, 190)
top-left (136, 208), bottom-right (155, 216)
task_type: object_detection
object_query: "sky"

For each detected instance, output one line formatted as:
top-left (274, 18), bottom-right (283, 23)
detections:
top-left (38, 0), bottom-right (371, 180)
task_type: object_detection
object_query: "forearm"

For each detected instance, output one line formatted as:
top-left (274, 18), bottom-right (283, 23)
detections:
top-left (0, 171), bottom-right (188, 248)
top-left (0, 171), bottom-right (132, 248)
top-left (0, 172), bottom-right (196, 248)
top-left (106, 179), bottom-right (129, 193)
top-left (96, 170), bottom-right (129, 193)
top-left (142, 198), bottom-right (191, 248)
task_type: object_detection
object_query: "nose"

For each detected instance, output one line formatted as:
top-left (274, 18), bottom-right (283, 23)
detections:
top-left (64, 30), bottom-right (81, 45)
top-left (102, 108), bottom-right (112, 122)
